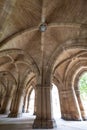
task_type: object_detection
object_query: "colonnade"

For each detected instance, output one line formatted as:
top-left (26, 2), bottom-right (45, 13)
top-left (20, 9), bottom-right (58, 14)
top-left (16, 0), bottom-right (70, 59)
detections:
top-left (0, 82), bottom-right (87, 129)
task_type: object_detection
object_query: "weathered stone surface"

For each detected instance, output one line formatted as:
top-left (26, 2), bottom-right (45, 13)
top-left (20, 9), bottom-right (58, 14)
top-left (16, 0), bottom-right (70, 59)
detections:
top-left (0, 0), bottom-right (87, 128)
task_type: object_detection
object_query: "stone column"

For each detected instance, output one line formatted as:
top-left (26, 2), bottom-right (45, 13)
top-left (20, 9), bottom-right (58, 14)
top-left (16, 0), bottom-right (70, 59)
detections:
top-left (0, 94), bottom-right (13, 114)
top-left (60, 87), bottom-right (82, 120)
top-left (8, 88), bottom-right (25, 117)
top-left (23, 95), bottom-right (27, 113)
top-left (75, 89), bottom-right (87, 120)
top-left (33, 84), bottom-right (56, 129)
top-left (0, 96), bottom-right (3, 110)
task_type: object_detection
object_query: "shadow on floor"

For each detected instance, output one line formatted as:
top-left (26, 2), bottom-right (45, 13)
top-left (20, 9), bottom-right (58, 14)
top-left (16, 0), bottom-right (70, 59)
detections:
top-left (0, 114), bottom-right (87, 130)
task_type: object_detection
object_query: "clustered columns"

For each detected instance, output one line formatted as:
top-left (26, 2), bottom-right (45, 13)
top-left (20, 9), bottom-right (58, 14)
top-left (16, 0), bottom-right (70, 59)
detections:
top-left (0, 88), bottom-right (14, 114)
top-left (0, 96), bottom-right (2, 109)
top-left (32, 22), bottom-right (56, 128)
top-left (8, 88), bottom-right (25, 117)
top-left (75, 88), bottom-right (87, 120)
top-left (59, 87), bottom-right (82, 120)
top-left (33, 84), bottom-right (56, 129)
top-left (74, 70), bottom-right (87, 120)
top-left (56, 62), bottom-right (87, 121)
top-left (0, 94), bottom-right (12, 114)
top-left (59, 65), bottom-right (87, 121)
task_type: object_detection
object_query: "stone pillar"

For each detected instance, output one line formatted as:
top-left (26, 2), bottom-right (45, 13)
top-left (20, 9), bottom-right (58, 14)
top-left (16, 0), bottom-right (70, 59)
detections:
top-left (33, 84), bottom-right (56, 129)
top-left (8, 88), bottom-right (25, 117)
top-left (75, 89), bottom-right (87, 120)
top-left (60, 87), bottom-right (82, 120)
top-left (0, 95), bottom-right (12, 114)
top-left (23, 95), bottom-right (27, 113)
top-left (0, 96), bottom-right (3, 110)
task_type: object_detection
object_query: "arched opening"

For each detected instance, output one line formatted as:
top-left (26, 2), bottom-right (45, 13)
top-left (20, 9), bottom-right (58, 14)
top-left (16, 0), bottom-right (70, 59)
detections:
top-left (78, 72), bottom-right (87, 115)
top-left (28, 89), bottom-right (35, 115)
top-left (22, 89), bottom-right (35, 118)
top-left (52, 83), bottom-right (61, 119)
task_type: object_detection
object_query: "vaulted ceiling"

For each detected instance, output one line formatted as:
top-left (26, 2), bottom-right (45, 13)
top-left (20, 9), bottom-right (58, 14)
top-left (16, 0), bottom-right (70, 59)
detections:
top-left (0, 0), bottom-right (87, 92)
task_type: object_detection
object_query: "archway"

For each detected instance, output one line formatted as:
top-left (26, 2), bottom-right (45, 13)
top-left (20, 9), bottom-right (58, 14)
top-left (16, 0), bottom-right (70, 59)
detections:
top-left (78, 72), bottom-right (87, 116)
top-left (28, 89), bottom-right (35, 115)
top-left (52, 83), bottom-right (61, 119)
top-left (22, 89), bottom-right (35, 118)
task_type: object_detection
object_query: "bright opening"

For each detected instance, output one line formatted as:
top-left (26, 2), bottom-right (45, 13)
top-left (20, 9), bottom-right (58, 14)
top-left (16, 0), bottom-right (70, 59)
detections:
top-left (28, 89), bottom-right (35, 115)
top-left (52, 84), bottom-right (61, 119)
top-left (79, 72), bottom-right (87, 115)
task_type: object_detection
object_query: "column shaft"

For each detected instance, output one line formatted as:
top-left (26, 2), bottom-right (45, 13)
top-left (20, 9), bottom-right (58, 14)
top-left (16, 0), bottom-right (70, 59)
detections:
top-left (60, 88), bottom-right (82, 120)
top-left (33, 85), bottom-right (56, 129)
top-left (0, 95), bottom-right (12, 114)
top-left (75, 89), bottom-right (87, 120)
top-left (8, 89), bottom-right (25, 117)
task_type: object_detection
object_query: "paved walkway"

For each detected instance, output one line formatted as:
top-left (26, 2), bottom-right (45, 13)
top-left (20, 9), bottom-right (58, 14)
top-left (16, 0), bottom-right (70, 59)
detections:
top-left (0, 114), bottom-right (87, 130)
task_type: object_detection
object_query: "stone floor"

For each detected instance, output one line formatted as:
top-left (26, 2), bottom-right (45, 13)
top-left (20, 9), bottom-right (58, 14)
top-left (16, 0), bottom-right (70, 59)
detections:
top-left (0, 113), bottom-right (87, 130)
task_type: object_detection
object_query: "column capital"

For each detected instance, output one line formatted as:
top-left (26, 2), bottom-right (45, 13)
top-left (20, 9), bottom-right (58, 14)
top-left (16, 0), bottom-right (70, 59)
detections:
top-left (17, 88), bottom-right (25, 96)
top-left (5, 95), bottom-right (12, 98)
top-left (36, 84), bottom-right (51, 89)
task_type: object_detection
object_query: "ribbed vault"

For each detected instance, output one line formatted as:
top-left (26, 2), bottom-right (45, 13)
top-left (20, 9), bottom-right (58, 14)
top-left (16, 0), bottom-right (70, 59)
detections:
top-left (0, 0), bottom-right (87, 129)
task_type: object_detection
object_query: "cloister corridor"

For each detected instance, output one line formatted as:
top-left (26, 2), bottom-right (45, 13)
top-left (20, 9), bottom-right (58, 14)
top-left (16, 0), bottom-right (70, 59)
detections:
top-left (0, 112), bottom-right (87, 130)
top-left (0, 0), bottom-right (87, 129)
top-left (0, 84), bottom-right (87, 130)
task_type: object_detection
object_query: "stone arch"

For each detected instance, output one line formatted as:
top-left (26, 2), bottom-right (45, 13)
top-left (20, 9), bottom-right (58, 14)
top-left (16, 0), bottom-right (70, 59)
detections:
top-left (64, 60), bottom-right (87, 120)
top-left (20, 69), bottom-right (36, 90)
top-left (0, 70), bottom-right (17, 86)
top-left (73, 67), bottom-right (87, 90)
top-left (0, 49), bottom-right (39, 117)
top-left (46, 38), bottom-right (87, 80)
top-left (21, 70), bottom-right (36, 113)
top-left (24, 85), bottom-right (35, 113)
top-left (0, 70), bottom-right (17, 114)
top-left (46, 38), bottom-right (87, 120)
top-left (72, 66), bottom-right (87, 120)
top-left (0, 49), bottom-right (40, 77)
top-left (66, 61), bottom-right (87, 89)
top-left (44, 39), bottom-right (87, 101)
top-left (0, 70), bottom-right (17, 107)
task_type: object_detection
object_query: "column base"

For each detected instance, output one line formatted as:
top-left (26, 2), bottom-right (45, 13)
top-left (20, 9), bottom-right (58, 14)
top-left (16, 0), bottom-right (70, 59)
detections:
top-left (61, 113), bottom-right (82, 121)
top-left (33, 118), bottom-right (57, 129)
top-left (0, 110), bottom-right (5, 114)
top-left (8, 113), bottom-right (22, 118)
top-left (33, 112), bottom-right (36, 115)
top-left (81, 111), bottom-right (87, 120)
top-left (0, 110), bottom-right (10, 115)
top-left (82, 116), bottom-right (87, 121)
